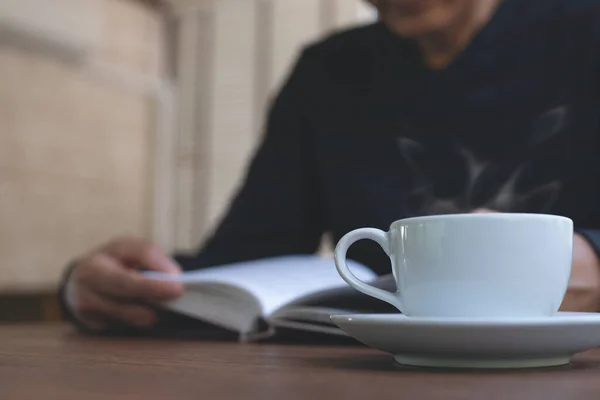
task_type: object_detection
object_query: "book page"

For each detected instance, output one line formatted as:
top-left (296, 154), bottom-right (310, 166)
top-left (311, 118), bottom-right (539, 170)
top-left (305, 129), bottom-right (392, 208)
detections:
top-left (271, 274), bottom-right (399, 319)
top-left (280, 273), bottom-right (398, 312)
top-left (144, 255), bottom-right (377, 316)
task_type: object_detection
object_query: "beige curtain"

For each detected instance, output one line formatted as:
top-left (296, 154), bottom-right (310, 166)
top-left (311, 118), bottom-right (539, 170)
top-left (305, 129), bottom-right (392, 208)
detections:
top-left (0, 0), bottom-right (169, 292)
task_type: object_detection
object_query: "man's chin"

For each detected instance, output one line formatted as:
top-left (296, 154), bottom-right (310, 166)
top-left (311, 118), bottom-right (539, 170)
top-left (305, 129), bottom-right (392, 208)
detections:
top-left (383, 19), bottom-right (447, 38)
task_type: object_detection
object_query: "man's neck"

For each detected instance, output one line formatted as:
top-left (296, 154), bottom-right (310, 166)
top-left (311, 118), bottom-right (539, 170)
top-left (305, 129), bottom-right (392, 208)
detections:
top-left (417, 0), bottom-right (502, 70)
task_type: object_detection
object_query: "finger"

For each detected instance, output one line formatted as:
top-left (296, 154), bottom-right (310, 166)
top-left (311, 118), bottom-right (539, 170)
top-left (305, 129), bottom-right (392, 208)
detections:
top-left (76, 289), bottom-right (158, 328)
top-left (77, 253), bottom-right (184, 300)
top-left (471, 208), bottom-right (498, 214)
top-left (103, 237), bottom-right (181, 274)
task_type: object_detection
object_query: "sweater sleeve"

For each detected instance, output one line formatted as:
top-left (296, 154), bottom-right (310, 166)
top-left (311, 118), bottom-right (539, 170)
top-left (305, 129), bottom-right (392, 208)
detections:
top-left (578, 8), bottom-right (600, 258)
top-left (174, 48), bottom-right (326, 270)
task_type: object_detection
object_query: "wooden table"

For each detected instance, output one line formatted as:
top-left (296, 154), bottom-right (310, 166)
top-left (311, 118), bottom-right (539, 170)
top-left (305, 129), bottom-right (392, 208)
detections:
top-left (1, 324), bottom-right (600, 400)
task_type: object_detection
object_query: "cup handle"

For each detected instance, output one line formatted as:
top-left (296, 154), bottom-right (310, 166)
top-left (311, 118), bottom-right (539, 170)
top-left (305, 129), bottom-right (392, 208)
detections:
top-left (334, 228), bottom-right (403, 312)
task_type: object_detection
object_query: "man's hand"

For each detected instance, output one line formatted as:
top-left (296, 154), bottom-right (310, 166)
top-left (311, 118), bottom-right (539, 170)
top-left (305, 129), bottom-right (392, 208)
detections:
top-left (560, 233), bottom-right (600, 312)
top-left (469, 208), bottom-right (600, 312)
top-left (67, 237), bottom-right (185, 330)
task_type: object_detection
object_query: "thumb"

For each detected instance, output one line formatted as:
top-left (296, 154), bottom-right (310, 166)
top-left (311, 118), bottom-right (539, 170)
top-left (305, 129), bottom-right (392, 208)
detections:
top-left (471, 208), bottom-right (498, 214)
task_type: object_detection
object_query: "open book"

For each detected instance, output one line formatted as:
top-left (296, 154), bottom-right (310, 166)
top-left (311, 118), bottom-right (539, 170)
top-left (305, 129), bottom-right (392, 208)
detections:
top-left (144, 255), bottom-right (396, 341)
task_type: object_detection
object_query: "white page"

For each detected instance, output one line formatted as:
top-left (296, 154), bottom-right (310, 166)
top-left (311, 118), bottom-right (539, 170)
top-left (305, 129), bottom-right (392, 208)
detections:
top-left (144, 255), bottom-right (377, 316)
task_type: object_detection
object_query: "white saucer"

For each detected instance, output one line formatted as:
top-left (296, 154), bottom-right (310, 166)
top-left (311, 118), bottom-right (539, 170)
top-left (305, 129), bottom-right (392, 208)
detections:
top-left (330, 312), bottom-right (600, 369)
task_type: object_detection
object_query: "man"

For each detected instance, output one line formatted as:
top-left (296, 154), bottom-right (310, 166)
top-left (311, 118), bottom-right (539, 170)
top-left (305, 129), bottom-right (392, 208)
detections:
top-left (61, 0), bottom-right (600, 332)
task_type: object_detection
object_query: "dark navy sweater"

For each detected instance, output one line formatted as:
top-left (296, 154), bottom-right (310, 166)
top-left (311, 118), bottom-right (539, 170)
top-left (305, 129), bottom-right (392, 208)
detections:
top-left (171, 0), bottom-right (600, 276)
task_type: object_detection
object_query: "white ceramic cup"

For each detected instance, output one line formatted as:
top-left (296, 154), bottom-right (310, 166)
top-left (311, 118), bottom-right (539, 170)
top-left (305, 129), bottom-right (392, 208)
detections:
top-left (334, 213), bottom-right (574, 318)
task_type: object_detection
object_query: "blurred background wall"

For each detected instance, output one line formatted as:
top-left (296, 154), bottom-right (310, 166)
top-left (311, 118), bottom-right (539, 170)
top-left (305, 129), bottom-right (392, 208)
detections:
top-left (0, 0), bottom-right (375, 321)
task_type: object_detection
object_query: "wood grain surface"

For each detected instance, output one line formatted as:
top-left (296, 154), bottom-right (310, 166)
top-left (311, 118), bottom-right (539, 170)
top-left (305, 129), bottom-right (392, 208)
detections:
top-left (1, 324), bottom-right (599, 400)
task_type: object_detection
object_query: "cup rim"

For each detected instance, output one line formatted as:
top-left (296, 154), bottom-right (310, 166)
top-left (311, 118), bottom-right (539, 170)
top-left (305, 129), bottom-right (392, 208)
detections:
top-left (390, 213), bottom-right (573, 230)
